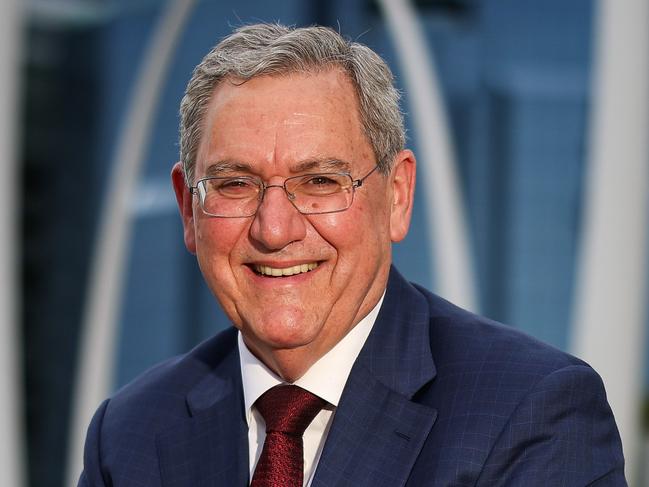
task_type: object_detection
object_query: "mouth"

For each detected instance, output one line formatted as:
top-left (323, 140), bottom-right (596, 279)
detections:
top-left (252, 262), bottom-right (320, 277)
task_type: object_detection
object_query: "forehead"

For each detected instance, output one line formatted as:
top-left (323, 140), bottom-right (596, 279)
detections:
top-left (195, 69), bottom-right (374, 176)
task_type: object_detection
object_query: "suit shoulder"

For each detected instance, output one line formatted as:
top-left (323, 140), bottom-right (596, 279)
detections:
top-left (81, 328), bottom-right (241, 484)
top-left (102, 327), bottom-right (239, 427)
top-left (411, 282), bottom-right (587, 377)
top-left (404, 283), bottom-right (624, 485)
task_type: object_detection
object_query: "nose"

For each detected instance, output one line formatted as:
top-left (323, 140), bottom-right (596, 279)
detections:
top-left (249, 184), bottom-right (307, 251)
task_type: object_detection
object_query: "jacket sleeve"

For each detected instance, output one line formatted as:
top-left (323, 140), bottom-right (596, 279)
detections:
top-left (476, 364), bottom-right (626, 486)
top-left (77, 399), bottom-right (111, 487)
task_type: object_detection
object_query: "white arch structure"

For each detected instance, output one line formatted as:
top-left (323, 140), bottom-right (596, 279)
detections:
top-left (66, 0), bottom-right (196, 484)
top-left (376, 0), bottom-right (478, 311)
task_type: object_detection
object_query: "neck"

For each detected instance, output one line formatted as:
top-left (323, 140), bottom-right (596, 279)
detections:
top-left (243, 331), bottom-right (344, 382)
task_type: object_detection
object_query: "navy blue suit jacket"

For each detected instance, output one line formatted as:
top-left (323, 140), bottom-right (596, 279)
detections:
top-left (79, 267), bottom-right (625, 486)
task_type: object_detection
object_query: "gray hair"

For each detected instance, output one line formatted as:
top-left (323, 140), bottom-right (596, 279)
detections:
top-left (179, 23), bottom-right (405, 185)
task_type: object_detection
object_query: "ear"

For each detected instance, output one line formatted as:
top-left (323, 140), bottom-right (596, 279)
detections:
top-left (171, 162), bottom-right (197, 254)
top-left (389, 150), bottom-right (416, 242)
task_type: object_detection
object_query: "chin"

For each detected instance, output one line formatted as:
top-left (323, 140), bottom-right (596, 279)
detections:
top-left (263, 325), bottom-right (320, 349)
top-left (249, 313), bottom-right (323, 351)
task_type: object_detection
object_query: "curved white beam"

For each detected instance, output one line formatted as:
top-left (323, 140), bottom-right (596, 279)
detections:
top-left (0, 0), bottom-right (26, 485)
top-left (66, 0), bottom-right (196, 484)
top-left (571, 0), bottom-right (649, 482)
top-left (376, 0), bottom-right (477, 311)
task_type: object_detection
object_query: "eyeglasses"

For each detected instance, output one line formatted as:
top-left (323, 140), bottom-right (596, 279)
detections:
top-left (189, 165), bottom-right (379, 218)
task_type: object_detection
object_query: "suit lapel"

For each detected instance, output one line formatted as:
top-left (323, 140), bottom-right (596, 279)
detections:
top-left (157, 330), bottom-right (249, 487)
top-left (313, 268), bottom-right (437, 487)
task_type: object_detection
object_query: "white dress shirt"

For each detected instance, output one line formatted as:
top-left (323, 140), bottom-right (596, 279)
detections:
top-left (238, 293), bottom-right (385, 487)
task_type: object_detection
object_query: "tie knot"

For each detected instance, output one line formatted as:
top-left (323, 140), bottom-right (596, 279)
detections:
top-left (255, 385), bottom-right (327, 436)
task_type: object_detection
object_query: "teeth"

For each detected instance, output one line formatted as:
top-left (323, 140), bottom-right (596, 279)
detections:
top-left (254, 262), bottom-right (319, 277)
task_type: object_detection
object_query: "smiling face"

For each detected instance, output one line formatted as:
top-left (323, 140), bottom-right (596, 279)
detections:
top-left (172, 69), bottom-right (415, 380)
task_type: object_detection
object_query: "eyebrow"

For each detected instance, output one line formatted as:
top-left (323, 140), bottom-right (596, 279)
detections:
top-left (202, 157), bottom-right (353, 177)
top-left (203, 160), bottom-right (254, 177)
top-left (290, 158), bottom-right (352, 174)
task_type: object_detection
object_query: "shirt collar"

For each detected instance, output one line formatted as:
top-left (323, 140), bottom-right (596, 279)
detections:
top-left (238, 292), bottom-right (385, 421)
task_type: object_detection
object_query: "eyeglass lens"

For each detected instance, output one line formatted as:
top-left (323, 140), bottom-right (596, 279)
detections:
top-left (198, 173), bottom-right (355, 217)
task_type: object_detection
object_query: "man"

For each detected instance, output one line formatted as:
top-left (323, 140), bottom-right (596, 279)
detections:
top-left (79, 23), bottom-right (625, 486)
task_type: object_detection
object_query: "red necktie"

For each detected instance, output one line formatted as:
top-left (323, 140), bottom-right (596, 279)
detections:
top-left (250, 385), bottom-right (327, 487)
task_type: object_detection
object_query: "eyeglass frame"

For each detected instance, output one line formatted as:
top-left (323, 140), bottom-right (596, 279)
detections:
top-left (188, 165), bottom-right (380, 218)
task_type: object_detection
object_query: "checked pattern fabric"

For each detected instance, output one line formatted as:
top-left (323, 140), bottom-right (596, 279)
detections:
top-left (251, 385), bottom-right (327, 487)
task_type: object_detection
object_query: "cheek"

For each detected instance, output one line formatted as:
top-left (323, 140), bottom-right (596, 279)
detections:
top-left (310, 202), bottom-right (390, 263)
top-left (194, 219), bottom-right (249, 274)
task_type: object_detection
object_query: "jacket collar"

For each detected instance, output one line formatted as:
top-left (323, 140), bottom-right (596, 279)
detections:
top-left (312, 266), bottom-right (437, 486)
top-left (157, 328), bottom-right (250, 487)
top-left (356, 266), bottom-right (437, 397)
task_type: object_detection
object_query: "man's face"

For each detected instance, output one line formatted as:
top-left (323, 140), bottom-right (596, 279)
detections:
top-left (173, 69), bottom-right (415, 379)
